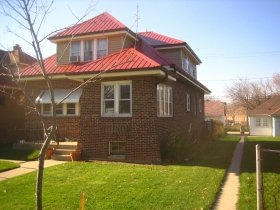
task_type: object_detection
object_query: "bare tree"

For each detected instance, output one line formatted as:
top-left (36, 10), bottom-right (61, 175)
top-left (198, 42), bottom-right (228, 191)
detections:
top-left (272, 72), bottom-right (280, 94)
top-left (225, 78), bottom-right (277, 111)
top-left (0, 1), bottom-right (140, 209)
top-left (0, 1), bottom-right (97, 209)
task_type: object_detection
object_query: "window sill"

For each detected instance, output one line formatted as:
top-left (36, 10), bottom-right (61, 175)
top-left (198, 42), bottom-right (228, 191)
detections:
top-left (157, 115), bottom-right (173, 117)
top-left (42, 115), bottom-right (80, 117)
top-left (102, 114), bottom-right (132, 117)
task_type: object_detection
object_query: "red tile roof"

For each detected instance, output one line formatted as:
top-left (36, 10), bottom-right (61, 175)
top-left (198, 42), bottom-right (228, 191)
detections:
top-left (49, 12), bottom-right (127, 40)
top-left (138, 32), bottom-right (185, 46)
top-left (248, 96), bottom-right (280, 116)
top-left (204, 101), bottom-right (226, 116)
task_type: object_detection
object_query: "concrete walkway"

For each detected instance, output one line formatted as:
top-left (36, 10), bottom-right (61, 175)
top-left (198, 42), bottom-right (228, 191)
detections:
top-left (213, 136), bottom-right (245, 210)
top-left (0, 159), bottom-right (66, 181)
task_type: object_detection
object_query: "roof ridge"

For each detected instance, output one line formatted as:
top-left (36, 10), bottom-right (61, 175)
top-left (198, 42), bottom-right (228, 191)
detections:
top-left (49, 12), bottom-right (127, 39)
top-left (138, 31), bottom-right (185, 44)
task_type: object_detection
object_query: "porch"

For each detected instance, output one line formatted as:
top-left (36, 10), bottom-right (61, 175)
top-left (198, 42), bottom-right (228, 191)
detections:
top-left (13, 141), bottom-right (79, 161)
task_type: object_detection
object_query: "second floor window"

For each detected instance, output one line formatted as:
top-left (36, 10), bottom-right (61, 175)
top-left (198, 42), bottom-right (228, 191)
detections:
top-left (71, 41), bottom-right (80, 57)
top-left (97, 38), bottom-right (107, 58)
top-left (84, 40), bottom-right (93, 61)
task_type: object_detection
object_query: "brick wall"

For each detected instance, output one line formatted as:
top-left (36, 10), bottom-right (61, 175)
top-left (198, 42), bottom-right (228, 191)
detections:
top-left (0, 91), bottom-right (24, 143)
top-left (23, 80), bottom-right (82, 140)
top-left (23, 75), bottom-right (205, 162)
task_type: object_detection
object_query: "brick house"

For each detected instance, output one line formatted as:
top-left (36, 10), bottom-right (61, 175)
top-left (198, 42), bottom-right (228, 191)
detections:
top-left (0, 45), bottom-right (37, 143)
top-left (19, 12), bottom-right (210, 162)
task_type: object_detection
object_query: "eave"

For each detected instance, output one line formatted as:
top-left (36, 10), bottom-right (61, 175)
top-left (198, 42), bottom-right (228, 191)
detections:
top-left (177, 72), bottom-right (211, 94)
top-left (18, 69), bottom-right (176, 83)
top-left (48, 29), bottom-right (138, 43)
top-left (155, 44), bottom-right (201, 64)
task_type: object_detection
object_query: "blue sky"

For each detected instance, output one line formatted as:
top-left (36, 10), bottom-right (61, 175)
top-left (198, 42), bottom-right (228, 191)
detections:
top-left (1, 0), bottom-right (280, 101)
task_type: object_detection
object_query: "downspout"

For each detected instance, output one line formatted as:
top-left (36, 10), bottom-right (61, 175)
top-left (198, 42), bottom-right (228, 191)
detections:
top-left (155, 64), bottom-right (176, 87)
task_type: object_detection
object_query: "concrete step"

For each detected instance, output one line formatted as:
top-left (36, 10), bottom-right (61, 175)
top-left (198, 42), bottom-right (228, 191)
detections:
top-left (51, 154), bottom-right (72, 161)
top-left (54, 149), bottom-right (76, 155)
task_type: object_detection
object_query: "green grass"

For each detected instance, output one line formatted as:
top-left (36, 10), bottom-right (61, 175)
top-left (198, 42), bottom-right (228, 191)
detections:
top-left (237, 136), bottom-right (280, 210)
top-left (0, 144), bottom-right (39, 161)
top-left (0, 136), bottom-right (240, 209)
top-left (0, 161), bottom-right (20, 172)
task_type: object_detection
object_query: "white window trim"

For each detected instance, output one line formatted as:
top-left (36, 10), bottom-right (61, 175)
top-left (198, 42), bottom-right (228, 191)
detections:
top-left (187, 94), bottom-right (191, 111)
top-left (157, 84), bottom-right (173, 117)
top-left (41, 103), bottom-right (80, 117)
top-left (101, 81), bottom-right (132, 117)
top-left (255, 117), bottom-right (268, 127)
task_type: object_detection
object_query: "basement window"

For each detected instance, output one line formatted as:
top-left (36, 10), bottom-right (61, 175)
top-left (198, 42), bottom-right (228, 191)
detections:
top-left (110, 142), bottom-right (126, 156)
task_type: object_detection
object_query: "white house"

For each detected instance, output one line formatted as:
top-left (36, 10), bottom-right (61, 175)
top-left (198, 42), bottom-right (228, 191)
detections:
top-left (248, 96), bottom-right (280, 136)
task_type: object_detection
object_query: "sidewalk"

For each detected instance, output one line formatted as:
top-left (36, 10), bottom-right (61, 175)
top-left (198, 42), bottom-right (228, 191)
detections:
top-left (213, 136), bottom-right (245, 209)
top-left (0, 159), bottom-right (66, 181)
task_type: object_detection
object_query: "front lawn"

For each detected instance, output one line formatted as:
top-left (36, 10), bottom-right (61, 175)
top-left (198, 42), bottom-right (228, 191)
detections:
top-left (0, 135), bottom-right (240, 209)
top-left (0, 144), bottom-right (39, 161)
top-left (0, 161), bottom-right (19, 172)
top-left (237, 136), bottom-right (280, 210)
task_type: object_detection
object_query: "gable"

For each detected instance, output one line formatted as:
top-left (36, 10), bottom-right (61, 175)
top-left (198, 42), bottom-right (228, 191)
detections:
top-left (49, 12), bottom-right (129, 41)
top-left (204, 101), bottom-right (226, 116)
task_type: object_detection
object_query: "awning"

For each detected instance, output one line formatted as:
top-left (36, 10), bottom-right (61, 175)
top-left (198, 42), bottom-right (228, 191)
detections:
top-left (35, 89), bottom-right (83, 104)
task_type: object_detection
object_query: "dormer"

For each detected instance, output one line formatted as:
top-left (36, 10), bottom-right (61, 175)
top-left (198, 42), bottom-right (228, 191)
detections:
top-left (138, 32), bottom-right (201, 79)
top-left (48, 12), bottom-right (137, 65)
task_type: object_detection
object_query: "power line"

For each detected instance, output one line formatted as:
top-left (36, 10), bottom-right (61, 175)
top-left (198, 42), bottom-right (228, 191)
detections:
top-left (200, 76), bottom-right (273, 82)
top-left (201, 50), bottom-right (280, 58)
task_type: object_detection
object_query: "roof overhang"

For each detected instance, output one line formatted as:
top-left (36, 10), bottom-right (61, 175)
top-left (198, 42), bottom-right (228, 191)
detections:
top-left (155, 45), bottom-right (201, 64)
top-left (18, 69), bottom-right (177, 83)
top-left (49, 29), bottom-right (138, 43)
top-left (177, 72), bottom-right (210, 94)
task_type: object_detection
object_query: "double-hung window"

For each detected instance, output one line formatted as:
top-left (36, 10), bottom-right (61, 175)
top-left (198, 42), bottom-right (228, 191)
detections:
top-left (102, 81), bottom-right (132, 116)
top-left (157, 84), bottom-right (173, 117)
top-left (71, 41), bottom-right (80, 57)
top-left (187, 94), bottom-right (191, 111)
top-left (199, 99), bottom-right (202, 112)
top-left (97, 38), bottom-right (107, 58)
top-left (43, 104), bottom-right (51, 115)
top-left (255, 118), bottom-right (261, 127)
top-left (255, 117), bottom-right (268, 127)
top-left (84, 40), bottom-right (93, 61)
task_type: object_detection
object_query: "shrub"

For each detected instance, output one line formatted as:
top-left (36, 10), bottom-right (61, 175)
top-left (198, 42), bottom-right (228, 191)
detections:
top-left (211, 119), bottom-right (226, 139)
top-left (161, 130), bottom-right (215, 163)
top-left (226, 124), bottom-right (249, 132)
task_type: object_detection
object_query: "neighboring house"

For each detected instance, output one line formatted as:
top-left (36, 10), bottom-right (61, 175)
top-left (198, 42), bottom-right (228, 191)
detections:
top-left (248, 95), bottom-right (280, 136)
top-left (204, 101), bottom-right (226, 126)
top-left (19, 12), bottom-right (210, 162)
top-left (0, 45), bottom-right (37, 143)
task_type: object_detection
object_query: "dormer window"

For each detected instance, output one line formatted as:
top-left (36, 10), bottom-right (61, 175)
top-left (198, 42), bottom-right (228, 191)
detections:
top-left (69, 38), bottom-right (108, 62)
top-left (97, 38), bottom-right (107, 58)
top-left (70, 41), bottom-right (80, 62)
top-left (84, 40), bottom-right (93, 61)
